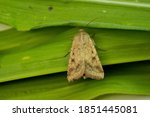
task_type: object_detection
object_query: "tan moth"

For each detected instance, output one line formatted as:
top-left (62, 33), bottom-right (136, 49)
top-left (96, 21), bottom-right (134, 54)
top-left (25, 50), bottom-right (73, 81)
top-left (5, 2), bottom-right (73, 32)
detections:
top-left (67, 29), bottom-right (104, 82)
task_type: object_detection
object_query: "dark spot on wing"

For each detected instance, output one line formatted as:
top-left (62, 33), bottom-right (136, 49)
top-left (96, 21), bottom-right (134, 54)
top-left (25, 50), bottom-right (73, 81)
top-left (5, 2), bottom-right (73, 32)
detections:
top-left (96, 65), bottom-right (101, 70)
top-left (76, 64), bottom-right (80, 69)
top-left (69, 68), bottom-right (74, 73)
top-left (71, 59), bottom-right (75, 62)
top-left (92, 57), bottom-right (96, 61)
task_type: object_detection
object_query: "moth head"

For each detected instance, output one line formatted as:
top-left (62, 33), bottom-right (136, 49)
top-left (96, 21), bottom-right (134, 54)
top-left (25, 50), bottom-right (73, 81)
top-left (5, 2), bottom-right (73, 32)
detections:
top-left (79, 29), bottom-right (84, 32)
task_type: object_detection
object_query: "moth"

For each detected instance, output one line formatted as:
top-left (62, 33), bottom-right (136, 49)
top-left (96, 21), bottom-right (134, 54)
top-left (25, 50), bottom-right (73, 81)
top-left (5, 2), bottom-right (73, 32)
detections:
top-left (67, 29), bottom-right (104, 82)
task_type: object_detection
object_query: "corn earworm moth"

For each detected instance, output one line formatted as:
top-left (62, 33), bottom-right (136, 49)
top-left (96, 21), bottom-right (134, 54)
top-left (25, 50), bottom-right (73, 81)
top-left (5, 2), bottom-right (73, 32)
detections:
top-left (67, 29), bottom-right (104, 82)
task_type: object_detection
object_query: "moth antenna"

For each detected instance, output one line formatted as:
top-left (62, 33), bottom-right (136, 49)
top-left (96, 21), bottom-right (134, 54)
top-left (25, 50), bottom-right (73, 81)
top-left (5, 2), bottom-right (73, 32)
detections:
top-left (85, 17), bottom-right (98, 27)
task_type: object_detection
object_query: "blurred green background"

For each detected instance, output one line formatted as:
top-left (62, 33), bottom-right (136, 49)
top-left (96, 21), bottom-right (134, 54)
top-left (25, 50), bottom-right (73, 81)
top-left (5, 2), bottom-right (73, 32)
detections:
top-left (0, 0), bottom-right (150, 99)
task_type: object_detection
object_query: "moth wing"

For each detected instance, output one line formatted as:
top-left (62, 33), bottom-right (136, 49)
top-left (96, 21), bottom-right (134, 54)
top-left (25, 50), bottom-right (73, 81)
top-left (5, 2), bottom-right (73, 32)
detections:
top-left (67, 32), bottom-right (85, 82)
top-left (83, 32), bottom-right (104, 80)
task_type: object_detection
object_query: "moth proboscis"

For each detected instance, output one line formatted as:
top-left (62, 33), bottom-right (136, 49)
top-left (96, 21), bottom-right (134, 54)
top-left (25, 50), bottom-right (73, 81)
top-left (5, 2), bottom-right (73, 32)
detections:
top-left (67, 29), bottom-right (104, 82)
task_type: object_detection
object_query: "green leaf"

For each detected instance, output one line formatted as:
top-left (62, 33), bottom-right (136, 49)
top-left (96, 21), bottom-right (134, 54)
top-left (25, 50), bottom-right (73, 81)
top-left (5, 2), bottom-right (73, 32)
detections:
top-left (0, 0), bottom-right (150, 100)
top-left (0, 27), bottom-right (150, 83)
top-left (0, 61), bottom-right (149, 99)
top-left (0, 0), bottom-right (150, 30)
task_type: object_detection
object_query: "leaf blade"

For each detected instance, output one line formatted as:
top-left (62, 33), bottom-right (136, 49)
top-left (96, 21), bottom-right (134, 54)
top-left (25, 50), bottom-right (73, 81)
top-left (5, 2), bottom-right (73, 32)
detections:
top-left (0, 0), bottom-right (150, 30)
top-left (0, 27), bottom-right (150, 82)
